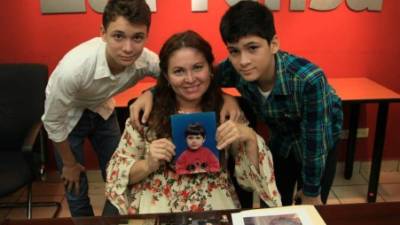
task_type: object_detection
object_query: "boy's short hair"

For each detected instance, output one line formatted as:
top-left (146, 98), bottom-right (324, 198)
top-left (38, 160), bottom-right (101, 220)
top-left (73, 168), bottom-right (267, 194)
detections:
top-left (103, 0), bottom-right (151, 30)
top-left (185, 123), bottom-right (206, 138)
top-left (219, 1), bottom-right (276, 44)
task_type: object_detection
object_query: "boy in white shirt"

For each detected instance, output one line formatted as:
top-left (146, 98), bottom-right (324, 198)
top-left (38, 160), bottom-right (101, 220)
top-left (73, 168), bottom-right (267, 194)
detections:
top-left (41, 0), bottom-right (159, 217)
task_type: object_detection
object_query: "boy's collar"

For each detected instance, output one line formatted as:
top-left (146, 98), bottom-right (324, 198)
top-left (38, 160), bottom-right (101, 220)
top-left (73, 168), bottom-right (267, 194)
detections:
top-left (94, 44), bottom-right (113, 80)
top-left (270, 51), bottom-right (290, 96)
top-left (94, 46), bottom-right (147, 80)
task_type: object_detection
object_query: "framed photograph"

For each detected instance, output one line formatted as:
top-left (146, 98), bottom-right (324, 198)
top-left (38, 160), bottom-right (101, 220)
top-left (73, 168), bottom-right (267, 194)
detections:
top-left (170, 112), bottom-right (220, 175)
top-left (231, 205), bottom-right (326, 225)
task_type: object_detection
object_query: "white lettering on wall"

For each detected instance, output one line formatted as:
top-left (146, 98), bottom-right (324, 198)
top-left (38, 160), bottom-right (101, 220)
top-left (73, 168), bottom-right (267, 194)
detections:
top-left (40, 0), bottom-right (383, 14)
top-left (265, 0), bottom-right (280, 11)
top-left (310, 0), bottom-right (342, 11)
top-left (192, 0), bottom-right (208, 12)
top-left (225, 0), bottom-right (383, 11)
top-left (290, 0), bottom-right (306, 11)
top-left (40, 0), bottom-right (157, 13)
top-left (40, 0), bottom-right (86, 14)
top-left (346, 0), bottom-right (383, 11)
top-left (88, 0), bottom-right (107, 13)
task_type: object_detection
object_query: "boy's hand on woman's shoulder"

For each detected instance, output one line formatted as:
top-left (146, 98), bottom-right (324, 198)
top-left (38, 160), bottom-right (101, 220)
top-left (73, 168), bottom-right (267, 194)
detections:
top-left (129, 90), bottom-right (154, 131)
top-left (220, 94), bottom-right (243, 123)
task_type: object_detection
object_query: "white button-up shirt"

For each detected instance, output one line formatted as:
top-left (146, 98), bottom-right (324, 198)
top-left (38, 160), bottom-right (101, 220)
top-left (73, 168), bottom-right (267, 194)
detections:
top-left (42, 37), bottom-right (159, 142)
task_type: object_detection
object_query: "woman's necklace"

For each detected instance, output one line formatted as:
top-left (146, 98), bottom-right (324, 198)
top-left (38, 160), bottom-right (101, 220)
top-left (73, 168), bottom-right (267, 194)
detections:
top-left (177, 108), bottom-right (201, 114)
top-left (177, 109), bottom-right (193, 114)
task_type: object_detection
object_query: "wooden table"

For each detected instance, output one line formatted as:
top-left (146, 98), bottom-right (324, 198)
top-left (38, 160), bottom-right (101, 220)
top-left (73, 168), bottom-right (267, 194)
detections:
top-left (329, 77), bottom-right (400, 202)
top-left (2, 202), bottom-right (400, 225)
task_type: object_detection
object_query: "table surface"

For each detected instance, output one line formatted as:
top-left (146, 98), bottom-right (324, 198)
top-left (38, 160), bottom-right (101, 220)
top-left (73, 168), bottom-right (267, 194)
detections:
top-left (2, 202), bottom-right (400, 225)
top-left (328, 77), bottom-right (400, 102)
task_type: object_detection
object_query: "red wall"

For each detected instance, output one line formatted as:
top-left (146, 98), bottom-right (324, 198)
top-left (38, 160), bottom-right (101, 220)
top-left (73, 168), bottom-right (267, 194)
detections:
top-left (1, 0), bottom-right (399, 168)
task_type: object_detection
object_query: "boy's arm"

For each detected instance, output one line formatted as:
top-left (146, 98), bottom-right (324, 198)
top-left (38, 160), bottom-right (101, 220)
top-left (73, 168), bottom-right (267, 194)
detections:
top-left (300, 73), bottom-right (335, 204)
top-left (220, 94), bottom-right (242, 123)
top-left (129, 49), bottom-right (159, 129)
top-left (54, 140), bottom-right (85, 194)
top-left (215, 59), bottom-right (240, 87)
top-left (216, 60), bottom-right (243, 122)
top-left (143, 48), bottom-right (160, 78)
top-left (129, 91), bottom-right (243, 126)
top-left (42, 68), bottom-right (84, 194)
top-left (129, 90), bottom-right (153, 130)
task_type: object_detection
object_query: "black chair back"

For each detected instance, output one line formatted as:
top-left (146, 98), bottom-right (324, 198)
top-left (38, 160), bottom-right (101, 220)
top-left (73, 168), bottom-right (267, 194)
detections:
top-left (0, 64), bottom-right (48, 151)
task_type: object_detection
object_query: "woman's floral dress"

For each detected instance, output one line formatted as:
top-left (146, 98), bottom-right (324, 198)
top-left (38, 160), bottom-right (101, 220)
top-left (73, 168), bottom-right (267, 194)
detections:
top-left (106, 119), bottom-right (281, 215)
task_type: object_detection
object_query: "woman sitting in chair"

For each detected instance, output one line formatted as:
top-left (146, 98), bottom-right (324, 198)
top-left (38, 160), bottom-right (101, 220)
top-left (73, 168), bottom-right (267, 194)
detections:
top-left (105, 30), bottom-right (281, 214)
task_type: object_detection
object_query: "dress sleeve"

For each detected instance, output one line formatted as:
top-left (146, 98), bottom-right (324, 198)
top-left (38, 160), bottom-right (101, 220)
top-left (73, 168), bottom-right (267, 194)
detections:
top-left (105, 119), bottom-right (147, 214)
top-left (233, 134), bottom-right (282, 207)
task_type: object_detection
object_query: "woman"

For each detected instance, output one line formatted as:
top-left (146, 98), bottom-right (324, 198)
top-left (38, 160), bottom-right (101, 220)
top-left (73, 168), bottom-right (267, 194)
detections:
top-left (105, 30), bottom-right (281, 214)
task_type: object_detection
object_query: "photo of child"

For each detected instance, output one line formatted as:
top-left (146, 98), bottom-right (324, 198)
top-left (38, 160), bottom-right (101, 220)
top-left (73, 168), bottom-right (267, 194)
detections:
top-left (171, 112), bottom-right (220, 175)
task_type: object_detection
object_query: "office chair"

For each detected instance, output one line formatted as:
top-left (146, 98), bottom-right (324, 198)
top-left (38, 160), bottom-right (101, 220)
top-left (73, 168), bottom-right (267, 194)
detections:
top-left (0, 64), bottom-right (61, 219)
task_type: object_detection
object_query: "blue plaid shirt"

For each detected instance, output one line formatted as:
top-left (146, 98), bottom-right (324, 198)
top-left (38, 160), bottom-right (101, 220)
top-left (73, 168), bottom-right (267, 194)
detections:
top-left (216, 51), bottom-right (343, 196)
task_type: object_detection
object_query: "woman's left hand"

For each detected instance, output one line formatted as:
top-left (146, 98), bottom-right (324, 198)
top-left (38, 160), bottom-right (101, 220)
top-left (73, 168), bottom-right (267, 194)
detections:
top-left (216, 120), bottom-right (256, 150)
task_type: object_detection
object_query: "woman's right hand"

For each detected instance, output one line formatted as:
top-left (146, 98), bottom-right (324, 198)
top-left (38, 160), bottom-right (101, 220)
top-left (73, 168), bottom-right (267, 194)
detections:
top-left (146, 138), bottom-right (175, 172)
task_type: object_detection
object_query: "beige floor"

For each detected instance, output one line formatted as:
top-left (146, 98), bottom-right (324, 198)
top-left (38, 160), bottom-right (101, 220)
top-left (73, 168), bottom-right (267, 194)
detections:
top-left (1, 162), bottom-right (400, 220)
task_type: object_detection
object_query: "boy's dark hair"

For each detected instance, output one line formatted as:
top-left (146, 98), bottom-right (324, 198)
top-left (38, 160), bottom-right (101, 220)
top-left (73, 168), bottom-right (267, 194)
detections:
top-left (219, 1), bottom-right (276, 44)
top-left (185, 123), bottom-right (206, 138)
top-left (103, 0), bottom-right (151, 30)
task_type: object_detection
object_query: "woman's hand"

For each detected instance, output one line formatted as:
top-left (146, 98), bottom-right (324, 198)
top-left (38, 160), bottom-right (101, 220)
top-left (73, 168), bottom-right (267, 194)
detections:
top-left (216, 120), bottom-right (257, 150)
top-left (146, 138), bottom-right (175, 172)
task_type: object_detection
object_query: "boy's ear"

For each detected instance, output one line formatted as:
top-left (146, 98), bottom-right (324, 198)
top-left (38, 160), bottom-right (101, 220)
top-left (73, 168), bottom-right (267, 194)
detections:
top-left (270, 35), bottom-right (280, 54)
top-left (100, 25), bottom-right (106, 41)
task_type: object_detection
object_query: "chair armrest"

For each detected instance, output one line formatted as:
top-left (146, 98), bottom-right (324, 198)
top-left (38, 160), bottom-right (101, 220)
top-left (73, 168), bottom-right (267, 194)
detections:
top-left (21, 121), bottom-right (43, 152)
top-left (22, 121), bottom-right (49, 180)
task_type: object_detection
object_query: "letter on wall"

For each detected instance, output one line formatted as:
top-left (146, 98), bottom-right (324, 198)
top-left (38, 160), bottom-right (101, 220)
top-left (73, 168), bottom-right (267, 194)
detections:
top-left (88, 0), bottom-right (107, 13)
top-left (266, 0), bottom-right (280, 11)
top-left (41, 0), bottom-right (157, 14)
top-left (346, 0), bottom-right (383, 11)
top-left (225, 0), bottom-right (257, 7)
top-left (310, 0), bottom-right (342, 11)
top-left (40, 0), bottom-right (86, 14)
top-left (192, 0), bottom-right (208, 12)
top-left (290, 0), bottom-right (306, 11)
top-left (40, 0), bottom-right (383, 14)
top-left (146, 0), bottom-right (157, 12)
